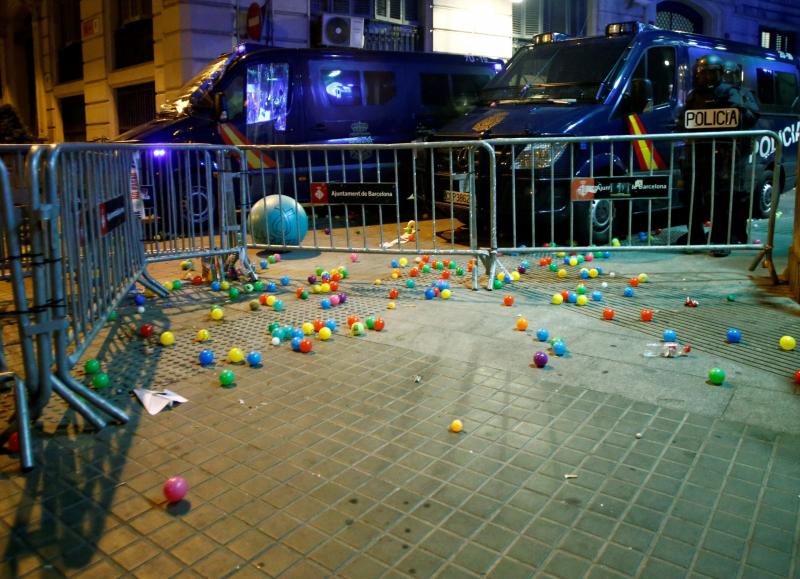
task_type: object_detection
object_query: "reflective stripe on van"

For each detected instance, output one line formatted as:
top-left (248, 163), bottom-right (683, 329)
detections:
top-left (219, 123), bottom-right (277, 169)
top-left (626, 114), bottom-right (666, 171)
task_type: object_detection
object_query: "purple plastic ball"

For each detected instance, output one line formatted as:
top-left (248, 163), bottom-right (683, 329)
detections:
top-left (337, 293), bottom-right (347, 304)
top-left (533, 351), bottom-right (548, 368)
top-left (308, 275), bottom-right (317, 285)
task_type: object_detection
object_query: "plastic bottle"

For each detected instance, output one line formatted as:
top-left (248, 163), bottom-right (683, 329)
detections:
top-left (643, 342), bottom-right (680, 358)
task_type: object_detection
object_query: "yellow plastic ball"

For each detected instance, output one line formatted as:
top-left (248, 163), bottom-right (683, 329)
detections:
top-left (302, 322), bottom-right (314, 336)
top-left (210, 308), bottom-right (224, 321)
top-left (450, 419), bottom-right (463, 433)
top-left (196, 329), bottom-right (210, 342)
top-left (779, 335), bottom-right (796, 351)
top-left (552, 293), bottom-right (564, 305)
top-left (220, 281), bottom-right (230, 290)
top-left (510, 271), bottom-right (520, 281)
top-left (228, 348), bottom-right (244, 363)
top-left (589, 268), bottom-right (598, 278)
top-left (159, 331), bottom-right (175, 346)
top-left (391, 272), bottom-right (400, 279)
top-left (638, 273), bottom-right (649, 283)
top-left (441, 289), bottom-right (452, 300)
top-left (387, 302), bottom-right (396, 309)
top-left (312, 284), bottom-right (322, 294)
top-left (496, 272), bottom-right (505, 282)
top-left (321, 283), bottom-right (331, 293)
top-left (576, 295), bottom-right (588, 306)
top-left (374, 279), bottom-right (382, 285)
top-left (399, 257), bottom-right (408, 267)
top-left (569, 257), bottom-right (578, 267)
top-left (163, 281), bottom-right (174, 291)
top-left (144, 288), bottom-right (156, 298)
top-left (319, 327), bottom-right (332, 341)
top-left (611, 238), bottom-right (621, 247)
top-left (266, 295), bottom-right (276, 307)
top-left (556, 252), bottom-right (566, 258)
top-left (557, 269), bottom-right (567, 278)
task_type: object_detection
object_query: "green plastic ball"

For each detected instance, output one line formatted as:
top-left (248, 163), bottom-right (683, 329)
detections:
top-left (92, 372), bottom-right (110, 389)
top-left (268, 322), bottom-right (280, 334)
top-left (84, 359), bottom-right (101, 375)
top-left (422, 265), bottom-right (431, 273)
top-left (493, 279), bottom-right (503, 290)
top-left (268, 255), bottom-right (277, 264)
top-left (576, 285), bottom-right (587, 295)
top-left (253, 281), bottom-right (265, 291)
top-left (300, 290), bottom-right (309, 300)
top-left (548, 263), bottom-right (558, 272)
top-left (456, 267), bottom-right (465, 276)
top-left (172, 280), bottom-right (182, 290)
top-left (436, 262), bottom-right (445, 270)
top-left (726, 294), bottom-right (736, 302)
top-left (315, 266), bottom-right (324, 275)
top-left (448, 262), bottom-right (457, 270)
top-left (219, 370), bottom-right (235, 386)
top-left (708, 368), bottom-right (725, 385)
top-left (107, 311), bottom-right (117, 321)
top-left (243, 283), bottom-right (254, 293)
top-left (229, 288), bottom-right (240, 299)
top-left (340, 268), bottom-right (348, 278)
top-left (365, 317), bottom-right (375, 330)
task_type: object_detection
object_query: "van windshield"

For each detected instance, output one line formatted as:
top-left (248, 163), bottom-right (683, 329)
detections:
top-left (160, 52), bottom-right (237, 117)
top-left (481, 37), bottom-right (630, 103)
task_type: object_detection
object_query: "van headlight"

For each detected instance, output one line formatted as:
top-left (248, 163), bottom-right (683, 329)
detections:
top-left (513, 142), bottom-right (567, 170)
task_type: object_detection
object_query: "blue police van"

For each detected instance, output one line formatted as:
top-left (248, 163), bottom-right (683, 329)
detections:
top-left (118, 45), bottom-right (502, 226)
top-left (429, 22), bottom-right (800, 244)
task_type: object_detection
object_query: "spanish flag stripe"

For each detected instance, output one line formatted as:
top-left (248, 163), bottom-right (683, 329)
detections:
top-left (218, 123), bottom-right (276, 169)
top-left (626, 115), bottom-right (666, 170)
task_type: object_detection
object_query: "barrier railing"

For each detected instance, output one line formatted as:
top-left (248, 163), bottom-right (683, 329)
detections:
top-left (237, 141), bottom-right (496, 289)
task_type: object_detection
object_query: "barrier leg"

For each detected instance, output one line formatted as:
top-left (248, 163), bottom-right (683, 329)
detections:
top-left (13, 375), bottom-right (34, 471)
top-left (138, 269), bottom-right (169, 297)
top-left (56, 373), bottom-right (129, 424)
top-left (50, 376), bottom-right (108, 431)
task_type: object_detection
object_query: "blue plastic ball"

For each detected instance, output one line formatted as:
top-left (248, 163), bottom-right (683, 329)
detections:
top-left (321, 273), bottom-right (331, 282)
top-left (638, 231), bottom-right (648, 241)
top-left (247, 194), bottom-right (308, 245)
top-left (440, 282), bottom-right (450, 290)
top-left (591, 291), bottom-right (602, 301)
top-left (726, 328), bottom-right (742, 343)
top-left (663, 329), bottom-right (677, 342)
top-left (280, 276), bottom-right (290, 286)
top-left (247, 351), bottom-right (262, 366)
top-left (320, 298), bottom-right (331, 310)
top-left (536, 328), bottom-right (549, 342)
top-left (260, 260), bottom-right (268, 269)
top-left (210, 281), bottom-right (221, 291)
top-left (425, 288), bottom-right (436, 300)
top-left (292, 328), bottom-right (304, 340)
top-left (552, 341), bottom-right (567, 356)
top-left (134, 294), bottom-right (146, 306)
top-left (595, 267), bottom-right (603, 275)
top-left (325, 319), bottom-right (337, 332)
top-left (567, 291), bottom-right (578, 303)
top-left (563, 256), bottom-right (571, 265)
top-left (623, 287), bottom-right (634, 298)
top-left (290, 337), bottom-right (302, 351)
top-left (579, 270), bottom-right (589, 279)
top-left (603, 251), bottom-right (611, 258)
top-left (406, 279), bottom-right (416, 289)
top-left (391, 259), bottom-right (399, 268)
top-left (266, 282), bottom-right (277, 292)
top-left (198, 350), bottom-right (215, 366)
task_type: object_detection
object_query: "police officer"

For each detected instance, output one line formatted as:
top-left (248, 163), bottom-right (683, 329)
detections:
top-left (678, 54), bottom-right (759, 254)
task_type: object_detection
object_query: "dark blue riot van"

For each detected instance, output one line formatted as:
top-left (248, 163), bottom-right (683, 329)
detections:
top-left (118, 45), bottom-right (502, 226)
top-left (429, 22), bottom-right (800, 244)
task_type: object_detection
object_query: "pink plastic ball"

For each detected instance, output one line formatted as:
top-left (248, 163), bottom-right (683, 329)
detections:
top-left (330, 294), bottom-right (341, 306)
top-left (350, 253), bottom-right (359, 262)
top-left (163, 476), bottom-right (188, 503)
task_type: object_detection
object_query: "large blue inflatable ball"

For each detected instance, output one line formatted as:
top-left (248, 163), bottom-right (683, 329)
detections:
top-left (248, 195), bottom-right (309, 245)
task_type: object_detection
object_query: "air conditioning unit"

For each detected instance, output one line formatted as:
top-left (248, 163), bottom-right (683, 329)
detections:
top-left (321, 14), bottom-right (365, 48)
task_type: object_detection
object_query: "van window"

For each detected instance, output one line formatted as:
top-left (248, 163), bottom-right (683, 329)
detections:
top-left (364, 71), bottom-right (396, 105)
top-left (222, 72), bottom-right (245, 121)
top-left (632, 46), bottom-right (675, 106)
top-left (757, 68), bottom-right (775, 104)
top-left (421, 73), bottom-right (450, 107)
top-left (321, 69), bottom-right (362, 106)
top-left (776, 72), bottom-right (799, 109)
top-left (453, 74), bottom-right (491, 112)
top-left (246, 62), bottom-right (289, 130)
top-left (758, 68), bottom-right (800, 112)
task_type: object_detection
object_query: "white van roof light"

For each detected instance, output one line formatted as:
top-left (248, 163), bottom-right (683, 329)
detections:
top-left (606, 21), bottom-right (645, 37)
top-left (532, 32), bottom-right (569, 45)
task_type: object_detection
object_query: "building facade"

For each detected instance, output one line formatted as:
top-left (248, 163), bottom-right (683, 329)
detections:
top-left (1, 0), bottom-right (798, 142)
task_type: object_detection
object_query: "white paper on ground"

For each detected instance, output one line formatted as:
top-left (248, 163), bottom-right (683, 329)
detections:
top-left (134, 388), bottom-right (188, 415)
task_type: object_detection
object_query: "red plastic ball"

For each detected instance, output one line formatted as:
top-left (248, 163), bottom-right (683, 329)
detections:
top-left (329, 281), bottom-right (339, 292)
top-left (422, 255), bottom-right (430, 263)
top-left (347, 315), bottom-right (360, 328)
top-left (373, 318), bottom-right (385, 331)
top-left (560, 290), bottom-right (570, 302)
top-left (7, 432), bottom-right (20, 453)
top-left (388, 288), bottom-right (399, 300)
top-left (139, 324), bottom-right (154, 338)
top-left (503, 295), bottom-right (514, 306)
top-left (602, 308), bottom-right (615, 320)
top-left (442, 271), bottom-right (451, 280)
top-left (629, 278), bottom-right (640, 287)
top-left (313, 319), bottom-right (325, 332)
top-left (331, 272), bottom-right (342, 282)
top-left (163, 476), bottom-right (188, 503)
top-left (295, 287), bottom-right (305, 298)
top-left (192, 275), bottom-right (204, 285)
top-left (795, 370), bottom-right (800, 385)
top-left (640, 309), bottom-right (653, 322)
top-left (259, 294), bottom-right (268, 305)
top-left (299, 339), bottom-right (313, 353)
top-left (409, 267), bottom-right (419, 277)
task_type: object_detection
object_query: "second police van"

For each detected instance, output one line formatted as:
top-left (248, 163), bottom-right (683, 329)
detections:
top-left (429, 21), bottom-right (800, 244)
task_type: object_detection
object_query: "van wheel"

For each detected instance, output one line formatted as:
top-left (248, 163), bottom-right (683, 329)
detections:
top-left (573, 199), bottom-right (613, 245)
top-left (752, 170), bottom-right (777, 219)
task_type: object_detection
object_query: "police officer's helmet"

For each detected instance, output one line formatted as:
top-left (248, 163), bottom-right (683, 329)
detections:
top-left (694, 54), bottom-right (724, 89)
top-left (722, 60), bottom-right (741, 86)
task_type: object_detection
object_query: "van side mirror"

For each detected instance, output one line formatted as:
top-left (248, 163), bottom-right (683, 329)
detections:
top-left (630, 78), bottom-right (653, 113)
top-left (214, 93), bottom-right (228, 121)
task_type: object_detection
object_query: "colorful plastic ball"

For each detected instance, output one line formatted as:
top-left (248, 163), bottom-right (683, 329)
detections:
top-left (365, 317), bottom-right (376, 330)
top-left (623, 287), bottom-right (635, 298)
top-left (503, 295), bottom-right (514, 306)
top-left (297, 339), bottom-right (311, 353)
top-left (319, 282), bottom-right (330, 293)
top-left (441, 270), bottom-right (451, 280)
top-left (629, 278), bottom-right (640, 288)
top-left (268, 321), bottom-right (281, 334)
top-left (579, 269), bottom-right (589, 280)
top-left (263, 295), bottom-right (275, 307)
top-left (388, 288), bottom-right (400, 300)
top-left (273, 300), bottom-right (284, 312)
top-left (329, 281), bottom-right (339, 292)
top-left (108, 311), bottom-right (117, 321)
top-left (92, 372), bottom-right (110, 389)
top-left (591, 291), bottom-right (602, 301)
top-left (139, 324), bottom-right (155, 338)
top-left (491, 279), bottom-right (502, 290)
top-left (640, 309), bottom-right (653, 322)
top-left (324, 319), bottom-right (337, 332)
top-left (638, 273), bottom-right (649, 283)
top-left (160, 331), bottom-right (175, 346)
top-left (302, 322), bottom-right (315, 336)
top-left (726, 328), bottom-right (742, 343)
top-left (551, 293), bottom-right (564, 305)
top-left (450, 419), bottom-right (463, 433)
top-left (726, 294), bottom-right (736, 302)
top-left (190, 273), bottom-right (203, 285)
top-left (441, 289), bottom-right (452, 300)
top-left (228, 287), bottom-right (240, 300)
top-left (373, 318), bottom-right (385, 331)
top-left (291, 328), bottom-right (304, 340)
top-left (300, 290), bottom-right (310, 300)
top-left (516, 318), bottom-right (529, 331)
top-left (391, 259), bottom-right (400, 268)
top-left (319, 327), bottom-right (332, 341)
top-left (163, 476), bottom-right (188, 503)
top-left (266, 282), bottom-right (277, 292)
top-left (708, 367), bottom-right (726, 385)
top-left (346, 315), bottom-right (360, 328)
top-left (136, 306), bottom-right (146, 314)
top-left (181, 260), bottom-right (193, 271)
top-left (210, 308), bottom-right (224, 321)
top-left (260, 260), bottom-right (268, 269)
top-left (329, 295), bottom-right (340, 306)
top-left (249, 300), bottom-right (260, 311)
top-left (220, 281), bottom-right (230, 291)
top-left (555, 269), bottom-right (566, 279)
top-left (172, 280), bottom-right (182, 290)
top-left (587, 269), bottom-right (598, 279)
top-left (510, 271), bottom-right (520, 282)
top-left (780, 335), bottom-right (796, 351)
top-left (319, 298), bottom-right (331, 310)
top-left (224, 348), bottom-right (242, 364)
top-left (795, 370), bottom-right (800, 385)
top-left (308, 275), bottom-right (317, 285)
top-left (425, 288), bottom-right (436, 300)
top-left (533, 351), bottom-right (548, 368)
top-left (406, 279), bottom-right (416, 289)
top-left (7, 432), bottom-right (19, 453)
top-left (350, 253), bottom-right (359, 262)
top-left (638, 231), bottom-right (648, 242)
top-left (536, 328), bottom-right (549, 342)
top-left (271, 336), bottom-right (281, 346)
top-left (134, 294), bottom-right (146, 306)
top-left (552, 341), bottom-right (567, 357)
top-left (253, 281), bottom-right (265, 291)
top-left (663, 329), bottom-right (677, 342)
top-left (268, 255), bottom-right (277, 264)
top-left (243, 283), bottom-right (254, 293)
top-left (278, 276), bottom-right (289, 286)
top-left (352, 322), bottom-right (365, 336)
top-left (84, 359), bottom-right (101, 375)
top-left (199, 350), bottom-right (215, 366)
top-left (436, 262), bottom-right (445, 271)
top-left (567, 291), bottom-right (578, 304)
top-left (603, 308), bottom-right (615, 320)
top-left (290, 337), bottom-right (302, 352)
top-left (387, 302), bottom-right (396, 309)
top-left (247, 351), bottom-right (262, 367)
top-left (576, 295), bottom-right (588, 306)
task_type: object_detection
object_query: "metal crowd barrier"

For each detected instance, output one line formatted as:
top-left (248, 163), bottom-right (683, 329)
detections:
top-left (238, 141), bottom-right (496, 290)
top-left (474, 130), bottom-right (782, 286)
